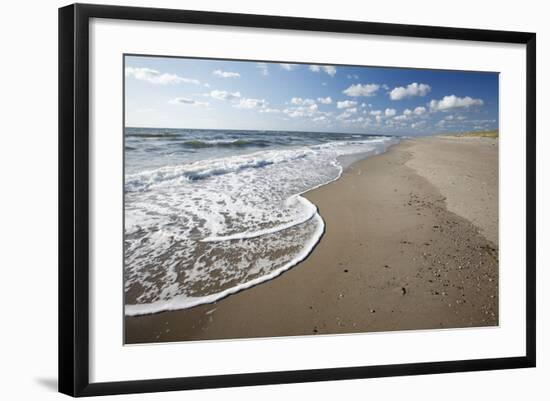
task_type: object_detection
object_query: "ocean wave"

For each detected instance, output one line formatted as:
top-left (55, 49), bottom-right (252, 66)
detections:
top-left (182, 139), bottom-right (271, 149)
top-left (126, 131), bottom-right (184, 139)
top-left (125, 148), bottom-right (313, 192)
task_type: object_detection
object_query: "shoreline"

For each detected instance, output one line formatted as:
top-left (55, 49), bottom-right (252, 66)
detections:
top-left (125, 136), bottom-right (498, 344)
top-left (124, 141), bottom-right (395, 316)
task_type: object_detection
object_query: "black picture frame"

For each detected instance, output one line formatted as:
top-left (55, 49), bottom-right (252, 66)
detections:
top-left (58, 3), bottom-right (536, 397)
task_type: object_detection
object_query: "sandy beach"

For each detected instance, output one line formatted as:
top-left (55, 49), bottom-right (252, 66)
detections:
top-left (125, 135), bottom-right (498, 344)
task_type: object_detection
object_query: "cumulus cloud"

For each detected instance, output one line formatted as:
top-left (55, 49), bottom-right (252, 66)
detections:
top-left (389, 82), bottom-right (431, 100)
top-left (213, 69), bottom-right (240, 78)
top-left (284, 108), bottom-right (306, 118)
top-left (411, 121), bottom-right (427, 129)
top-left (291, 97), bottom-right (316, 106)
top-left (256, 63), bottom-right (269, 76)
top-left (369, 110), bottom-right (382, 116)
top-left (259, 108), bottom-right (281, 114)
top-left (284, 103), bottom-right (328, 119)
top-left (317, 96), bottom-right (332, 104)
top-left (125, 67), bottom-right (200, 85)
top-left (169, 97), bottom-right (209, 106)
top-left (343, 83), bottom-right (380, 97)
top-left (336, 107), bottom-right (358, 120)
top-left (337, 100), bottom-right (358, 109)
top-left (309, 65), bottom-right (337, 76)
top-left (280, 63), bottom-right (298, 71)
top-left (234, 97), bottom-right (267, 109)
top-left (413, 106), bottom-right (427, 115)
top-left (394, 106), bottom-right (426, 121)
top-left (323, 66), bottom-right (337, 76)
top-left (428, 95), bottom-right (484, 111)
top-left (209, 90), bottom-right (241, 101)
top-left (385, 108), bottom-right (397, 117)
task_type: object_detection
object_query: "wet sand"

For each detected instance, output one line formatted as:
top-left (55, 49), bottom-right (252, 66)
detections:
top-left (125, 136), bottom-right (498, 344)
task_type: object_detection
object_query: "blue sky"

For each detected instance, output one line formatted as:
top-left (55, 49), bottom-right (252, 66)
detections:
top-left (125, 55), bottom-right (499, 135)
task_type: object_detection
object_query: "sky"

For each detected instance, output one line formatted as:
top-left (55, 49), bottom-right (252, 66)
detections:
top-left (125, 55), bottom-right (499, 136)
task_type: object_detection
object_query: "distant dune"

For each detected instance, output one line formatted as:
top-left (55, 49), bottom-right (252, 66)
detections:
top-left (440, 130), bottom-right (499, 138)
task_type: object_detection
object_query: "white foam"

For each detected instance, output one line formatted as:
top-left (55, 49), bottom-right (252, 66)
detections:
top-left (200, 195), bottom-right (317, 242)
top-left (125, 213), bottom-right (325, 316)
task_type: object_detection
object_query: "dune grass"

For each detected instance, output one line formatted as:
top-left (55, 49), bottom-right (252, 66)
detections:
top-left (440, 130), bottom-right (498, 138)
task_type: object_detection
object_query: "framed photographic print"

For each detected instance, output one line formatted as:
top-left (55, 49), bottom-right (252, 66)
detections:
top-left (58, 3), bottom-right (536, 397)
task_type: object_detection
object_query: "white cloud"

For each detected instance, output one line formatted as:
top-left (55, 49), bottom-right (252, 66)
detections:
top-left (317, 96), bottom-right (332, 104)
top-left (428, 95), bottom-right (484, 111)
top-left (256, 63), bottom-right (269, 76)
top-left (347, 74), bottom-right (359, 80)
top-left (291, 97), bottom-right (316, 106)
top-left (280, 63), bottom-right (298, 71)
top-left (369, 110), bottom-right (382, 116)
top-left (309, 65), bottom-right (320, 72)
top-left (343, 83), bottom-right (380, 97)
top-left (169, 97), bottom-right (209, 107)
top-left (413, 106), bottom-right (427, 115)
top-left (284, 103), bottom-right (328, 119)
top-left (125, 67), bottom-right (200, 85)
top-left (337, 100), bottom-right (358, 109)
top-left (336, 108), bottom-right (358, 120)
top-left (213, 69), bottom-right (240, 78)
top-left (234, 97), bottom-right (267, 109)
top-left (394, 106), bottom-right (424, 121)
top-left (389, 83), bottom-right (431, 100)
top-left (209, 90), bottom-right (241, 101)
top-left (393, 106), bottom-right (427, 121)
top-left (284, 108), bottom-right (306, 118)
top-left (411, 121), bottom-right (427, 129)
top-left (322, 66), bottom-right (337, 76)
top-left (385, 108), bottom-right (397, 117)
top-left (309, 65), bottom-right (337, 76)
top-left (259, 108), bottom-right (281, 114)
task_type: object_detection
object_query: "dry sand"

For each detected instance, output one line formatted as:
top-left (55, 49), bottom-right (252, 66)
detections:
top-left (406, 136), bottom-right (498, 245)
top-left (125, 136), bottom-right (499, 344)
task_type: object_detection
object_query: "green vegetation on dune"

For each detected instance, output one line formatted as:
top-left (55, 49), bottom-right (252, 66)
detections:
top-left (440, 130), bottom-right (498, 138)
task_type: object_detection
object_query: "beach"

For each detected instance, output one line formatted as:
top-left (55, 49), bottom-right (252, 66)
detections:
top-left (125, 135), bottom-right (498, 344)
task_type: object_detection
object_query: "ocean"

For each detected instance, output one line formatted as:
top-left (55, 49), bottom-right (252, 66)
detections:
top-left (124, 127), bottom-right (399, 315)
